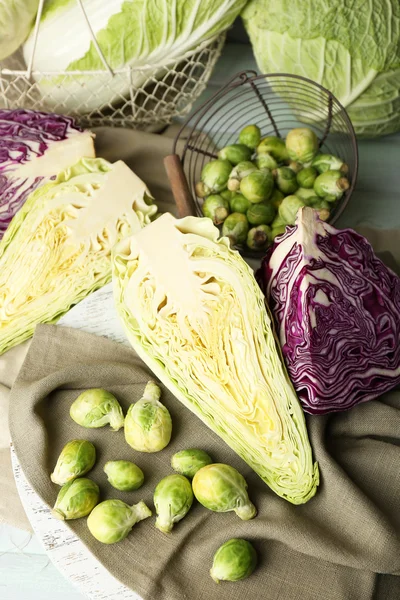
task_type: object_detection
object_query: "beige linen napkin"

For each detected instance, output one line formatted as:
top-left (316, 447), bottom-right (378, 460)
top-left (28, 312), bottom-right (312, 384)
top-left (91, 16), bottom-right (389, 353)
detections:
top-left (9, 324), bottom-right (400, 600)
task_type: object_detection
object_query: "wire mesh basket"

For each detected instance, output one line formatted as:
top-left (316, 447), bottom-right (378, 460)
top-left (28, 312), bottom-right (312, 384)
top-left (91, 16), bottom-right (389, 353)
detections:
top-left (0, 0), bottom-right (226, 131)
top-left (165, 70), bottom-right (358, 255)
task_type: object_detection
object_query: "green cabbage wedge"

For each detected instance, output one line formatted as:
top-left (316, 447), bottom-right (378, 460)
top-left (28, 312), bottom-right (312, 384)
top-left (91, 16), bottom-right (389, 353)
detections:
top-left (0, 157), bottom-right (157, 354)
top-left (112, 214), bottom-right (319, 504)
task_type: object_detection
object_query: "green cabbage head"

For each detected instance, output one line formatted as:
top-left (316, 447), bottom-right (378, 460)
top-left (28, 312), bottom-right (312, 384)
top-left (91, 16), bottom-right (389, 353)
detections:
top-left (242, 0), bottom-right (400, 137)
top-left (0, 1), bottom-right (39, 60)
top-left (112, 213), bottom-right (319, 505)
top-left (23, 0), bottom-right (247, 112)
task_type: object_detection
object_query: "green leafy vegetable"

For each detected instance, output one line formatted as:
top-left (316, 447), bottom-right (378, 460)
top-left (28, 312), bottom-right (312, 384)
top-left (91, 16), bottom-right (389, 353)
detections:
top-left (154, 474), bottom-right (193, 533)
top-left (51, 440), bottom-right (96, 486)
top-left (87, 499), bottom-right (152, 544)
top-left (124, 381), bottom-right (172, 453)
top-left (23, 0), bottom-right (247, 112)
top-left (171, 449), bottom-right (213, 479)
top-left (52, 478), bottom-right (99, 520)
top-left (242, 0), bottom-right (400, 137)
top-left (0, 158), bottom-right (156, 355)
top-left (0, 1), bottom-right (39, 60)
top-left (210, 539), bottom-right (258, 583)
top-left (193, 464), bottom-right (257, 520)
top-left (70, 389), bottom-right (124, 431)
top-left (112, 213), bottom-right (319, 504)
top-left (104, 461), bottom-right (144, 492)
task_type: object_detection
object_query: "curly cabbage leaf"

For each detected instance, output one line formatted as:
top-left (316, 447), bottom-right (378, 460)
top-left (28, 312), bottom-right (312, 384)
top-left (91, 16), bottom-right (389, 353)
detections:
top-left (23, 0), bottom-right (247, 112)
top-left (242, 0), bottom-right (400, 137)
top-left (0, 157), bottom-right (157, 354)
top-left (112, 213), bottom-right (319, 505)
top-left (0, 0), bottom-right (39, 60)
top-left (259, 208), bottom-right (400, 415)
top-left (0, 109), bottom-right (94, 239)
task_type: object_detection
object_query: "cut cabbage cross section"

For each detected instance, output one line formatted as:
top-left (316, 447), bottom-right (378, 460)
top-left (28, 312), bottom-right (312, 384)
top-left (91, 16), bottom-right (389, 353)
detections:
top-left (0, 157), bottom-right (157, 355)
top-left (260, 207), bottom-right (400, 414)
top-left (112, 213), bottom-right (319, 505)
top-left (0, 109), bottom-right (95, 239)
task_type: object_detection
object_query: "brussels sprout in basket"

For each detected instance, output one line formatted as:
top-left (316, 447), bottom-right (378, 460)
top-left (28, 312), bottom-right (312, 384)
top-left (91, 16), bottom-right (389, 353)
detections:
top-left (196, 124), bottom-right (350, 253)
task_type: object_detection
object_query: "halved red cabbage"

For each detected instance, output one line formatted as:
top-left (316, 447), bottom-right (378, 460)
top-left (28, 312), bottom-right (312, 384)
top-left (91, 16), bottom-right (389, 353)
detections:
top-left (258, 207), bottom-right (400, 414)
top-left (0, 109), bottom-right (94, 238)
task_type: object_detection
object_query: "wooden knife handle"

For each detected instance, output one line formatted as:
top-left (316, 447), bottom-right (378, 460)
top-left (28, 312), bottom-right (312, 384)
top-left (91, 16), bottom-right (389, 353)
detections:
top-left (164, 154), bottom-right (197, 218)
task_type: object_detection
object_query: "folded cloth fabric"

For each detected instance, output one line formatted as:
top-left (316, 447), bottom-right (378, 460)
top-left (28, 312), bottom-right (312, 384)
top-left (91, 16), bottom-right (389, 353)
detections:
top-left (9, 324), bottom-right (400, 600)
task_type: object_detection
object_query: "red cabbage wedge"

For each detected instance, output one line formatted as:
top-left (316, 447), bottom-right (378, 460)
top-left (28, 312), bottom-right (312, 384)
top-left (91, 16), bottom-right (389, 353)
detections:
top-left (0, 109), bottom-right (94, 238)
top-left (259, 207), bottom-right (400, 414)
top-left (112, 213), bottom-right (319, 504)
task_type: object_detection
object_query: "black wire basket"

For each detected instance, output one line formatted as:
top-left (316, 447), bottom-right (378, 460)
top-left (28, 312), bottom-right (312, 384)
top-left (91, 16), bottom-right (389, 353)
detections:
top-left (165, 70), bottom-right (358, 256)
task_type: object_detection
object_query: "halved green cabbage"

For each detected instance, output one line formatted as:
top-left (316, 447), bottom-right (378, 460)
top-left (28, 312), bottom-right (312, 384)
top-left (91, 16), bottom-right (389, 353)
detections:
top-left (112, 213), bottom-right (319, 504)
top-left (0, 157), bottom-right (157, 354)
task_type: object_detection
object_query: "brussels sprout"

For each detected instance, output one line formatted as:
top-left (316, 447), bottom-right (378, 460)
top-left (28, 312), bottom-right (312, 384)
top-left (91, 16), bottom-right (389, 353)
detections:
top-left (310, 198), bottom-right (330, 209)
top-left (271, 214), bottom-right (286, 229)
top-left (222, 213), bottom-right (249, 246)
top-left (87, 499), bottom-right (152, 544)
top-left (227, 161), bottom-right (257, 192)
top-left (255, 153), bottom-right (277, 170)
top-left (195, 181), bottom-right (210, 198)
top-left (227, 178), bottom-right (240, 192)
top-left (246, 225), bottom-right (271, 251)
top-left (271, 225), bottom-right (287, 240)
top-left (52, 478), bottom-right (99, 520)
top-left (288, 160), bottom-right (302, 174)
top-left (314, 170), bottom-right (350, 200)
top-left (274, 167), bottom-right (298, 195)
top-left (238, 124), bottom-right (261, 150)
top-left (201, 159), bottom-right (232, 193)
top-left (316, 208), bottom-right (330, 221)
top-left (220, 189), bottom-right (236, 202)
top-left (269, 188), bottom-right (284, 210)
top-left (154, 474), bottom-right (193, 533)
top-left (279, 195), bottom-right (306, 225)
top-left (202, 195), bottom-right (230, 225)
top-left (104, 460), bottom-right (144, 492)
top-left (51, 440), bottom-right (96, 486)
top-left (295, 187), bottom-right (319, 206)
top-left (218, 144), bottom-right (252, 165)
top-left (240, 170), bottom-right (273, 203)
top-left (312, 153), bottom-right (348, 174)
top-left (257, 136), bottom-right (289, 162)
top-left (296, 167), bottom-right (318, 189)
top-left (229, 193), bottom-right (251, 214)
top-left (171, 449), bottom-right (213, 478)
top-left (286, 128), bottom-right (319, 164)
top-left (246, 203), bottom-right (275, 226)
top-left (124, 381), bottom-right (172, 453)
top-left (192, 464), bottom-right (257, 520)
top-left (70, 389), bottom-right (124, 431)
top-left (210, 538), bottom-right (258, 583)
